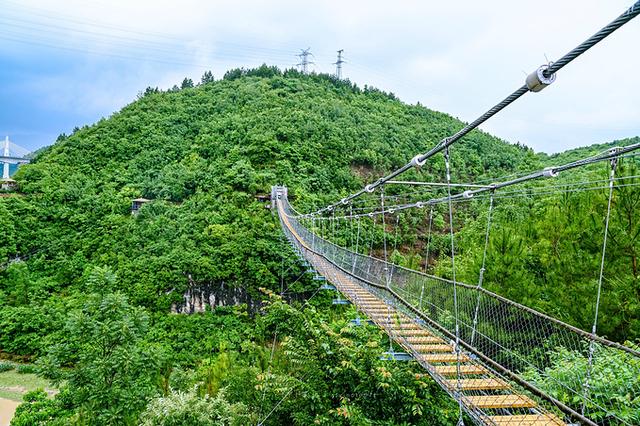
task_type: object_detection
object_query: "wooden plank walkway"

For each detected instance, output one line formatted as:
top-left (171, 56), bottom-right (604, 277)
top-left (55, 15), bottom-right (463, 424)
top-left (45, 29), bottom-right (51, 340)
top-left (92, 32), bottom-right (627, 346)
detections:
top-left (278, 200), bottom-right (565, 426)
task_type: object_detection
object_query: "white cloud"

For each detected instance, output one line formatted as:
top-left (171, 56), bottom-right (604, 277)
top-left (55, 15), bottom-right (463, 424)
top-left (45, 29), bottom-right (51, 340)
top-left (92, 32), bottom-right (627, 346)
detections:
top-left (3, 0), bottom-right (639, 153)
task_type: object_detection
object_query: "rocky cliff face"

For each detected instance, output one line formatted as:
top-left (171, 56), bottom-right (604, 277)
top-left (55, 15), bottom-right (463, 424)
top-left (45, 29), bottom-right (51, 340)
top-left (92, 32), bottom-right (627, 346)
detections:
top-left (171, 281), bottom-right (313, 314)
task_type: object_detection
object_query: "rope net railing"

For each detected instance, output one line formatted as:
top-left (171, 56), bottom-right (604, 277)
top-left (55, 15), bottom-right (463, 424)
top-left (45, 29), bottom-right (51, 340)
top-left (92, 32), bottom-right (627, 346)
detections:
top-left (277, 197), bottom-right (553, 426)
top-left (279, 194), bottom-right (640, 425)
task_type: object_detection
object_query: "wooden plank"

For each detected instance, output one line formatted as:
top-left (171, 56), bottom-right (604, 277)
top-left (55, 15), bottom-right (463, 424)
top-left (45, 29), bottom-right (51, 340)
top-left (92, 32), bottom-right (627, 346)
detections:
top-left (371, 315), bottom-right (411, 322)
top-left (405, 336), bottom-right (442, 344)
top-left (277, 202), bottom-right (566, 426)
top-left (488, 414), bottom-right (564, 426)
top-left (399, 329), bottom-right (436, 337)
top-left (419, 353), bottom-right (470, 363)
top-left (389, 323), bottom-right (422, 330)
top-left (446, 378), bottom-right (509, 390)
top-left (412, 344), bottom-right (453, 353)
top-left (465, 395), bottom-right (537, 409)
top-left (433, 365), bottom-right (487, 376)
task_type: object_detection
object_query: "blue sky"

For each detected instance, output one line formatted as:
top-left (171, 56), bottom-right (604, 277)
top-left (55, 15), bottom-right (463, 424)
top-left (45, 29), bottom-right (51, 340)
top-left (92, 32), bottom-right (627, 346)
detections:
top-left (1, 0), bottom-right (639, 154)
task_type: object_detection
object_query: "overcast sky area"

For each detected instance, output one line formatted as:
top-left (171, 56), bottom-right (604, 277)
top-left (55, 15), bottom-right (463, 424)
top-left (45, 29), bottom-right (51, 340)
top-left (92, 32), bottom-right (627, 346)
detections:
top-left (1, 0), bottom-right (639, 154)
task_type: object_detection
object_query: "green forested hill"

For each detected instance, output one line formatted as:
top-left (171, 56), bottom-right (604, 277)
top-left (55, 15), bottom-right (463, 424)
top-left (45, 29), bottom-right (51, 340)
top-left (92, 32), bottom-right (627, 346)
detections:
top-left (1, 65), bottom-right (535, 315)
top-left (1, 66), bottom-right (637, 424)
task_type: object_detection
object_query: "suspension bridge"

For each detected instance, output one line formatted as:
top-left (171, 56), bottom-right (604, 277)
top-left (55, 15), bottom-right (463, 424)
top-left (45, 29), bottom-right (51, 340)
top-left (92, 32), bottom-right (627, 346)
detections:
top-left (1, 136), bottom-right (31, 187)
top-left (270, 3), bottom-right (640, 426)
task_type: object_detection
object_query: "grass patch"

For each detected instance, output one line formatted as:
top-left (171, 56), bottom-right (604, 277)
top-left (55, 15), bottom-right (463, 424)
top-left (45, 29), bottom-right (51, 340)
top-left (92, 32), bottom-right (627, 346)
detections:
top-left (0, 388), bottom-right (23, 401)
top-left (0, 368), bottom-right (54, 402)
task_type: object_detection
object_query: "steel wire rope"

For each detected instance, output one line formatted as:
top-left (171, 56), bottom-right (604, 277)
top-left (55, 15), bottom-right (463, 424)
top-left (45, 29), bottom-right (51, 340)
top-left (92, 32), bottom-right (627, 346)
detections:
top-left (470, 192), bottom-right (494, 347)
top-left (306, 1), bottom-right (640, 216)
top-left (580, 155), bottom-right (619, 416)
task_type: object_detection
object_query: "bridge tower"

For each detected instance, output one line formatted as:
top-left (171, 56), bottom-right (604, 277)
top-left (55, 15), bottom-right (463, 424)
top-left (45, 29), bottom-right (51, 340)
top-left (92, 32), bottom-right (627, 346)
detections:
top-left (2, 136), bottom-right (9, 180)
top-left (1, 136), bottom-right (31, 190)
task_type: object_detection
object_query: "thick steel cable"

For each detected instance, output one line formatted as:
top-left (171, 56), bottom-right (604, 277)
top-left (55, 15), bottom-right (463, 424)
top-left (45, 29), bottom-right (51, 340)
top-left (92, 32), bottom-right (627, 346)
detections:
top-left (581, 157), bottom-right (618, 416)
top-left (305, 1), bottom-right (640, 216)
top-left (333, 171), bottom-right (640, 215)
top-left (278, 192), bottom-right (638, 424)
top-left (544, 1), bottom-right (640, 78)
top-left (318, 143), bottom-right (640, 220)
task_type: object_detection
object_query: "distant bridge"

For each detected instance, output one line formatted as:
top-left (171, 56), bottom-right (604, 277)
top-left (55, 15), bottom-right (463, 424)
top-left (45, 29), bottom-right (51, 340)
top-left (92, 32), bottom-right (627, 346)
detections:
top-left (1, 136), bottom-right (31, 181)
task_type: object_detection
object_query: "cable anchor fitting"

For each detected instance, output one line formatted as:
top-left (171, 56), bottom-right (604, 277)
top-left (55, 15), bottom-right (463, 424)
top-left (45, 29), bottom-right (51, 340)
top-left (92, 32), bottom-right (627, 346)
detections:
top-left (526, 64), bottom-right (556, 92)
top-left (410, 154), bottom-right (427, 168)
top-left (542, 167), bottom-right (558, 178)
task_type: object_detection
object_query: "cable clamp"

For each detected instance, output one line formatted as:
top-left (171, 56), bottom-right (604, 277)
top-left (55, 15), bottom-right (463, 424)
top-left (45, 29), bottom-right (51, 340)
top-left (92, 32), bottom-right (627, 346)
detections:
top-left (410, 154), bottom-right (427, 168)
top-left (416, 201), bottom-right (424, 208)
top-left (526, 64), bottom-right (556, 92)
top-left (462, 190), bottom-right (474, 199)
top-left (365, 184), bottom-right (375, 193)
top-left (341, 198), bottom-right (349, 205)
top-left (542, 167), bottom-right (558, 178)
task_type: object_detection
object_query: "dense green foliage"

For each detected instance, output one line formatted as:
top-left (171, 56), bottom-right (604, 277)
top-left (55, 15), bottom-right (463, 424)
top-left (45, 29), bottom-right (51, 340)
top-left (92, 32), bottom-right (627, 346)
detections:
top-left (2, 65), bottom-right (638, 423)
top-left (5, 66), bottom-right (507, 424)
top-left (446, 142), bottom-right (640, 341)
top-left (523, 343), bottom-right (640, 424)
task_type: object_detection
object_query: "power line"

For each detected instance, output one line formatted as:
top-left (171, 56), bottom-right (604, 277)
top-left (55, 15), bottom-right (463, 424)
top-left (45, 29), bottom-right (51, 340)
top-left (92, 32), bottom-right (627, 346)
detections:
top-left (309, 1), bottom-right (640, 216)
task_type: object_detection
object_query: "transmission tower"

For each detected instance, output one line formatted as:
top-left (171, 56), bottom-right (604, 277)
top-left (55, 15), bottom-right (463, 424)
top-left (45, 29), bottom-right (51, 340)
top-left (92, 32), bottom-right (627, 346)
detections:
top-left (334, 49), bottom-right (345, 79)
top-left (297, 48), bottom-right (314, 74)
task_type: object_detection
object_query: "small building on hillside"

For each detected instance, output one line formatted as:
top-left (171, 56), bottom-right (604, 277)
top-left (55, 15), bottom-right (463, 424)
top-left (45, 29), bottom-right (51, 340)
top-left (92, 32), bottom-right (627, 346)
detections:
top-left (255, 193), bottom-right (272, 208)
top-left (131, 197), bottom-right (151, 215)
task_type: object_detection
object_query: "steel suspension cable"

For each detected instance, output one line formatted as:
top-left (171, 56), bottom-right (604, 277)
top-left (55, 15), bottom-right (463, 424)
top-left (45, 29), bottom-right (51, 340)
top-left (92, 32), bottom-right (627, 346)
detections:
top-left (352, 216), bottom-right (362, 274)
top-left (543, 1), bottom-right (640, 78)
top-left (367, 215), bottom-right (377, 275)
top-left (443, 147), bottom-right (465, 426)
top-left (581, 156), bottom-right (619, 416)
top-left (419, 206), bottom-right (435, 311)
top-left (319, 143), bottom-right (640, 221)
top-left (470, 191), bottom-right (495, 347)
top-left (350, 204), bottom-right (354, 250)
top-left (423, 206), bottom-right (434, 273)
top-left (380, 185), bottom-right (390, 287)
top-left (306, 1), bottom-right (640, 216)
top-left (389, 214), bottom-right (401, 284)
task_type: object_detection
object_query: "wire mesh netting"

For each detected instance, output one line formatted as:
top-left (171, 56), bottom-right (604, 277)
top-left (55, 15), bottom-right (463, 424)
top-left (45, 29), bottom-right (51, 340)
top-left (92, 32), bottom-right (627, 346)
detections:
top-left (277, 190), bottom-right (640, 426)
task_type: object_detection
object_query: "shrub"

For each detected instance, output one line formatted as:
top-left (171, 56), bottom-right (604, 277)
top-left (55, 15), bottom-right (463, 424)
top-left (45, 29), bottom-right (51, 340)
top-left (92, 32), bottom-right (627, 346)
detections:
top-left (0, 361), bottom-right (14, 372)
top-left (16, 363), bottom-right (37, 374)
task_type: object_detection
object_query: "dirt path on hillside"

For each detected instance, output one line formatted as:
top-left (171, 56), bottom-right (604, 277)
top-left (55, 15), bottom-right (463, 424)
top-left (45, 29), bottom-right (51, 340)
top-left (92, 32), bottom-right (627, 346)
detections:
top-left (0, 397), bottom-right (20, 426)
